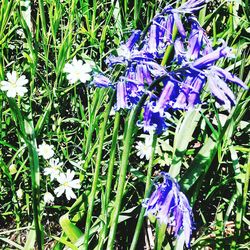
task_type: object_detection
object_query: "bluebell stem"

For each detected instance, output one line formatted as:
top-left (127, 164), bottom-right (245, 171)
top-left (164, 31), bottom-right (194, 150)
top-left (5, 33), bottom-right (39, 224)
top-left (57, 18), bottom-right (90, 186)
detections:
top-left (144, 172), bottom-right (194, 247)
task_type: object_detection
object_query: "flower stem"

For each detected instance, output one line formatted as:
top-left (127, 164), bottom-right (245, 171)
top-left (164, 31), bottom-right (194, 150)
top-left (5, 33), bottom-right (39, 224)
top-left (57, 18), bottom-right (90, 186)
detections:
top-left (97, 112), bottom-right (121, 249)
top-left (161, 0), bottom-right (185, 67)
top-left (82, 91), bottom-right (114, 249)
top-left (8, 98), bottom-right (43, 250)
top-left (106, 75), bottom-right (167, 249)
top-left (107, 108), bottom-right (139, 249)
top-left (130, 134), bottom-right (157, 250)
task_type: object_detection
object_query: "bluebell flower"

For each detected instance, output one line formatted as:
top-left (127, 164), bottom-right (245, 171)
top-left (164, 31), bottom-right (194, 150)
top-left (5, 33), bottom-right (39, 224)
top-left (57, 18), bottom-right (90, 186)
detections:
top-left (174, 38), bottom-right (186, 64)
top-left (144, 61), bottom-right (167, 77)
top-left (115, 80), bottom-right (128, 110)
top-left (139, 102), bottom-right (169, 134)
top-left (173, 13), bottom-right (187, 39)
top-left (107, 30), bottom-right (141, 66)
top-left (186, 17), bottom-right (211, 60)
top-left (186, 74), bottom-right (206, 109)
top-left (125, 30), bottom-right (141, 50)
top-left (114, 64), bottom-right (149, 110)
top-left (173, 74), bottom-right (206, 110)
top-left (106, 55), bottom-right (126, 67)
top-left (159, 10), bottom-right (186, 41)
top-left (204, 67), bottom-right (247, 110)
top-left (174, 192), bottom-right (193, 247)
top-left (92, 74), bottom-right (112, 88)
top-left (147, 21), bottom-right (160, 55)
top-left (177, 0), bottom-right (209, 13)
top-left (208, 66), bottom-right (247, 89)
top-left (153, 78), bottom-right (179, 115)
top-left (164, 14), bottom-right (174, 44)
top-left (144, 172), bottom-right (194, 247)
top-left (141, 64), bottom-right (153, 85)
top-left (145, 15), bottom-right (176, 57)
top-left (192, 45), bottom-right (232, 69)
top-left (94, 0), bottom-right (247, 135)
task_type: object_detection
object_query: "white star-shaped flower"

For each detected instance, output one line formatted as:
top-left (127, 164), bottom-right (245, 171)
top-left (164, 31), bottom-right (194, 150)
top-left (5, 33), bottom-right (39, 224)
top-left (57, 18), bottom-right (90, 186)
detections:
top-left (44, 192), bottom-right (55, 204)
top-left (37, 142), bottom-right (54, 160)
top-left (0, 71), bottom-right (28, 98)
top-left (54, 170), bottom-right (81, 200)
top-left (135, 135), bottom-right (153, 160)
top-left (64, 57), bottom-right (92, 84)
top-left (44, 158), bottom-right (63, 181)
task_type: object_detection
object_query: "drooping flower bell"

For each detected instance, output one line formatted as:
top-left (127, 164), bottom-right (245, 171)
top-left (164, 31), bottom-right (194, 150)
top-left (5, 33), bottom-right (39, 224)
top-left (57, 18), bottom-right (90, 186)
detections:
top-left (204, 66), bottom-right (247, 110)
top-left (93, 0), bottom-right (247, 135)
top-left (138, 101), bottom-right (169, 134)
top-left (144, 172), bottom-right (194, 247)
top-left (93, 74), bottom-right (112, 88)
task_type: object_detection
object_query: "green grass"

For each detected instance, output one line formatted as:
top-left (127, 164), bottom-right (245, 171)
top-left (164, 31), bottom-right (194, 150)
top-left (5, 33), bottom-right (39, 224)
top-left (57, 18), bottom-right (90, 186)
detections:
top-left (0, 0), bottom-right (249, 249)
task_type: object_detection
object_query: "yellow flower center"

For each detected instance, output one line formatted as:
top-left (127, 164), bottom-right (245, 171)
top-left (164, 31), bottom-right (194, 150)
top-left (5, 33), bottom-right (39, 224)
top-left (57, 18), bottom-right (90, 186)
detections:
top-left (63, 182), bottom-right (69, 187)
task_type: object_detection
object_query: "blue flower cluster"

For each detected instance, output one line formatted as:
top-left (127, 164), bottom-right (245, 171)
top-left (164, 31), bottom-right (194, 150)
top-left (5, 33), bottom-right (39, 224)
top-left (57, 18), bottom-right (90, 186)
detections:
top-left (144, 172), bottom-right (193, 247)
top-left (93, 0), bottom-right (247, 134)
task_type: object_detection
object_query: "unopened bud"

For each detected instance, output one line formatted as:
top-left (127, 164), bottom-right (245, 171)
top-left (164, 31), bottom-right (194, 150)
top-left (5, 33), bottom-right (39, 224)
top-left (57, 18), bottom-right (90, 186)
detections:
top-left (9, 164), bottom-right (17, 175)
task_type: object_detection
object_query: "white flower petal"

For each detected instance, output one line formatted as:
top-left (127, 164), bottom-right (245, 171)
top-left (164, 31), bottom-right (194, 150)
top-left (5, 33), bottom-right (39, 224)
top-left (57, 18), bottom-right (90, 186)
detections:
top-left (82, 63), bottom-right (92, 73)
top-left (7, 89), bottom-right (17, 98)
top-left (8, 71), bottom-right (17, 82)
top-left (57, 172), bottom-right (66, 184)
top-left (54, 186), bottom-right (65, 197)
top-left (65, 187), bottom-right (76, 200)
top-left (66, 170), bottom-right (75, 181)
top-left (69, 179), bottom-right (80, 189)
top-left (80, 74), bottom-right (91, 83)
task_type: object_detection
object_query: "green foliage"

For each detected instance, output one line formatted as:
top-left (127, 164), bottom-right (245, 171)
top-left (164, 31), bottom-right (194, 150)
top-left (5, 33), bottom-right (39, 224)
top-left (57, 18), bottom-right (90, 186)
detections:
top-left (0, 0), bottom-right (249, 249)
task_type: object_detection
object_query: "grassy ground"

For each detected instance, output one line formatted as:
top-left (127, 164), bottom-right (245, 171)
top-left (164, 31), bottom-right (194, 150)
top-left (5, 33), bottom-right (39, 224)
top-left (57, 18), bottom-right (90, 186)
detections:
top-left (0, 0), bottom-right (249, 249)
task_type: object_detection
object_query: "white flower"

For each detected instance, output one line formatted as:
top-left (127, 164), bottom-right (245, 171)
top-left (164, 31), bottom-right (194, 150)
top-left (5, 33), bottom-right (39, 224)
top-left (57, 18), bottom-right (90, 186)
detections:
top-left (44, 158), bottom-right (63, 181)
top-left (16, 188), bottom-right (24, 199)
top-left (44, 192), bottom-right (55, 204)
top-left (0, 71), bottom-right (28, 98)
top-left (37, 142), bottom-right (54, 160)
top-left (64, 57), bottom-right (92, 84)
top-left (54, 170), bottom-right (81, 200)
top-left (135, 135), bottom-right (153, 160)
